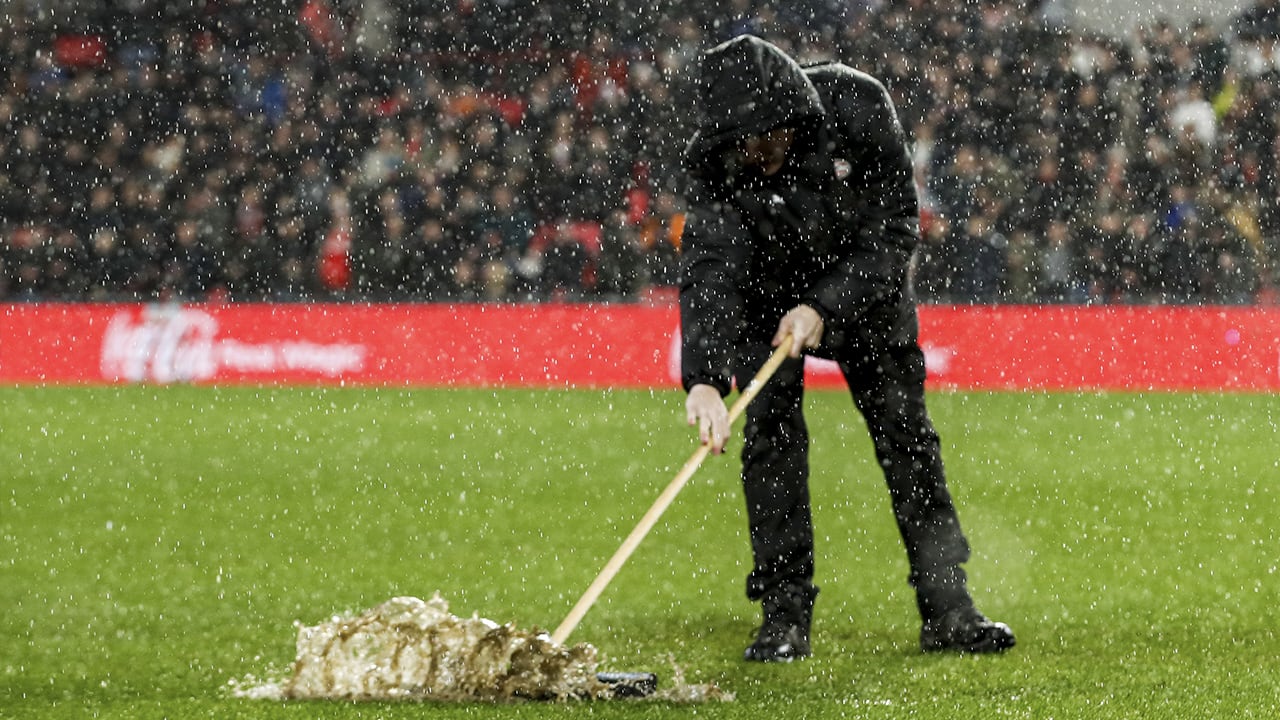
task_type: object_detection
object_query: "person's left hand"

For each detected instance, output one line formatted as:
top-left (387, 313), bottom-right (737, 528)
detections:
top-left (773, 304), bottom-right (824, 358)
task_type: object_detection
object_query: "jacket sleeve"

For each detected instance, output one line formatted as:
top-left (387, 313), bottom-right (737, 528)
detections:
top-left (678, 178), bottom-right (752, 395)
top-left (801, 72), bottom-right (920, 340)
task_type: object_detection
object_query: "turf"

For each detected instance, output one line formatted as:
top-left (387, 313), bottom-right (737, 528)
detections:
top-left (1, 386), bottom-right (1278, 719)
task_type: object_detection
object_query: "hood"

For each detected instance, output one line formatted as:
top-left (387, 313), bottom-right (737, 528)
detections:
top-left (688, 35), bottom-right (825, 160)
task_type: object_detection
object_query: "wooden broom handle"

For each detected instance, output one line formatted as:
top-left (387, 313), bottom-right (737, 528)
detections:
top-left (550, 335), bottom-right (795, 645)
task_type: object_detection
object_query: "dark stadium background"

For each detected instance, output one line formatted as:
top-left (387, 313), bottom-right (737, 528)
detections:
top-left (2, 0), bottom-right (1277, 306)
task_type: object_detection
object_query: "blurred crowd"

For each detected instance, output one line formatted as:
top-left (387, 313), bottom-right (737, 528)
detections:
top-left (0, 0), bottom-right (1277, 304)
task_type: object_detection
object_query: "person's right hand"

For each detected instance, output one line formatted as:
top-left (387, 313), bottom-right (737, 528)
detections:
top-left (686, 383), bottom-right (729, 454)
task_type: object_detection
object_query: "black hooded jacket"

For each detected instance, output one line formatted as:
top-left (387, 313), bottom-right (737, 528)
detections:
top-left (679, 35), bottom-right (921, 395)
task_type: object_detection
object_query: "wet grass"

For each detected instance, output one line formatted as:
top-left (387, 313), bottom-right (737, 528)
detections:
top-left (2, 386), bottom-right (1278, 719)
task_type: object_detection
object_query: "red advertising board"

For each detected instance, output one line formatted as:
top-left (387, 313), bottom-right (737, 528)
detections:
top-left (0, 303), bottom-right (679, 388)
top-left (911, 305), bottom-right (1280, 391)
top-left (1, 303), bottom-right (1277, 391)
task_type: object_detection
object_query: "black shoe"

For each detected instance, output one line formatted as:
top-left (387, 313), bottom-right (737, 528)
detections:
top-left (920, 606), bottom-right (1016, 654)
top-left (743, 583), bottom-right (817, 662)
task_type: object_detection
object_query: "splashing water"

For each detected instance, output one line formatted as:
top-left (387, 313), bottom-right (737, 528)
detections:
top-left (228, 594), bottom-right (732, 703)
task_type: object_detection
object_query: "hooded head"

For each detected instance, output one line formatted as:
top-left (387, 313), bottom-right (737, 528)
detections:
top-left (687, 35), bottom-right (825, 170)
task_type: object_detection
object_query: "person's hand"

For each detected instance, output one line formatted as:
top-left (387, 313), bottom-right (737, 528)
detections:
top-left (686, 383), bottom-right (730, 454)
top-left (774, 304), bottom-right (824, 358)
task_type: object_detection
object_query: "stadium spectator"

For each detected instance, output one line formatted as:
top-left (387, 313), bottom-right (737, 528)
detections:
top-left (637, 190), bottom-right (684, 287)
top-left (1040, 219), bottom-right (1086, 303)
top-left (596, 209), bottom-right (645, 300)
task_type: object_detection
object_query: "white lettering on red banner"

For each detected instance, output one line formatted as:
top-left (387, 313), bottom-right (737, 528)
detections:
top-left (99, 305), bottom-right (366, 383)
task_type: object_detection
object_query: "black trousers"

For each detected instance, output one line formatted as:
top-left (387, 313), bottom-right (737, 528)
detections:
top-left (733, 300), bottom-right (972, 618)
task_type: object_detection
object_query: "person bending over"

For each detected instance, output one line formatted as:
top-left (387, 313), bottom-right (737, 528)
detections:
top-left (679, 34), bottom-right (1015, 661)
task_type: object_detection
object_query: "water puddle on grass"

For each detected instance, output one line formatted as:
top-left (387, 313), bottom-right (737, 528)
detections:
top-left (228, 594), bottom-right (731, 703)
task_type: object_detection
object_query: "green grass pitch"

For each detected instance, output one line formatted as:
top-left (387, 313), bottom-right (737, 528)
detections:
top-left (2, 385), bottom-right (1278, 718)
